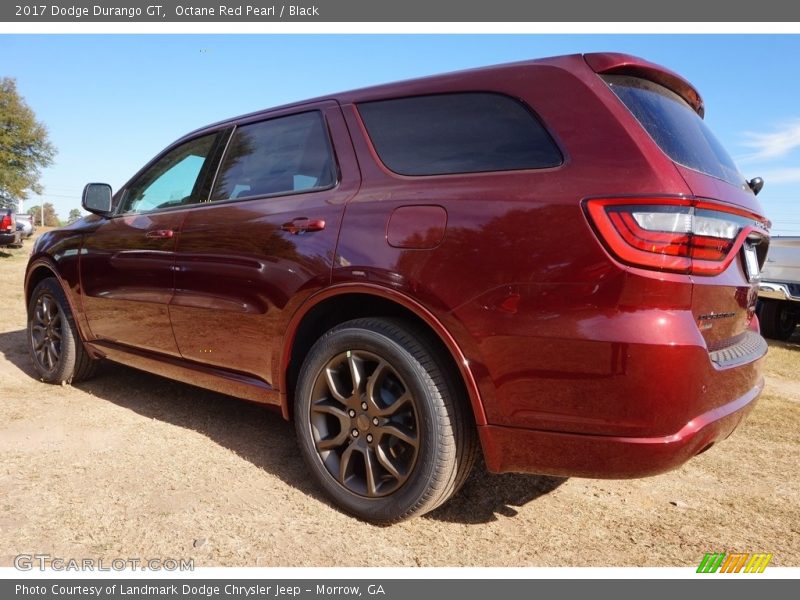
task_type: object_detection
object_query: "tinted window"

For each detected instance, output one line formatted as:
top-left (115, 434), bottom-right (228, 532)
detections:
top-left (211, 111), bottom-right (335, 201)
top-left (357, 93), bottom-right (562, 176)
top-left (603, 75), bottom-right (745, 187)
top-left (121, 134), bottom-right (217, 214)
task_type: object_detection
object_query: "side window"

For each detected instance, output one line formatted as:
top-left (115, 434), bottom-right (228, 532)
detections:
top-left (120, 134), bottom-right (217, 214)
top-left (357, 92), bottom-right (563, 176)
top-left (211, 111), bottom-right (335, 202)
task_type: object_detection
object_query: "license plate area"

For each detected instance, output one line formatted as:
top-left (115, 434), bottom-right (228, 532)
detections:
top-left (742, 243), bottom-right (760, 282)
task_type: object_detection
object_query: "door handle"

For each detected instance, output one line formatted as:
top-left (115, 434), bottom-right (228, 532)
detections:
top-left (280, 218), bottom-right (326, 235)
top-left (145, 229), bottom-right (175, 239)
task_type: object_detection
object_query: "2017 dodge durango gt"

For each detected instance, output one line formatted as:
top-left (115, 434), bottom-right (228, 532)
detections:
top-left (25, 53), bottom-right (770, 522)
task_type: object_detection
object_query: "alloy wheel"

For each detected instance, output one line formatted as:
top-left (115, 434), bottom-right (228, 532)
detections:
top-left (308, 349), bottom-right (420, 498)
top-left (30, 293), bottom-right (62, 371)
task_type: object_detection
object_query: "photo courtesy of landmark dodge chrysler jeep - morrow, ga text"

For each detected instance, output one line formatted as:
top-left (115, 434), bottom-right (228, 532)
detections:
top-left (24, 53), bottom-right (771, 522)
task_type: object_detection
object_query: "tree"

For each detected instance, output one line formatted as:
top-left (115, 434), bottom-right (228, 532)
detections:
top-left (0, 77), bottom-right (56, 210)
top-left (27, 203), bottom-right (59, 227)
top-left (67, 208), bottom-right (82, 224)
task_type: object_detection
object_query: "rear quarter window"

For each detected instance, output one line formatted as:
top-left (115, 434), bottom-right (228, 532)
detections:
top-left (357, 92), bottom-right (562, 176)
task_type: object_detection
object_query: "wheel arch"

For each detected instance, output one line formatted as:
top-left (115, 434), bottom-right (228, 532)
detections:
top-left (25, 258), bottom-right (91, 344)
top-left (278, 284), bottom-right (487, 427)
top-left (25, 259), bottom-right (67, 308)
top-left (25, 259), bottom-right (59, 306)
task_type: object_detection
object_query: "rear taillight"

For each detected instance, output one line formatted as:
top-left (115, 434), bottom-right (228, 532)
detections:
top-left (585, 198), bottom-right (769, 275)
top-left (0, 215), bottom-right (12, 233)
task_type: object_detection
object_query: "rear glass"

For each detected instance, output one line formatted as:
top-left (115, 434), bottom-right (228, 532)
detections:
top-left (603, 75), bottom-right (745, 187)
top-left (357, 93), bottom-right (562, 176)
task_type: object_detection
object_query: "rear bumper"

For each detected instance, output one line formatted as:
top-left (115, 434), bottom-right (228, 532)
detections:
top-left (479, 377), bottom-right (763, 478)
top-left (0, 232), bottom-right (21, 246)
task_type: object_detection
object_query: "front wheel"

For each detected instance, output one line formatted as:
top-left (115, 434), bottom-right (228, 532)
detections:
top-left (294, 317), bottom-right (477, 522)
top-left (27, 277), bottom-right (98, 384)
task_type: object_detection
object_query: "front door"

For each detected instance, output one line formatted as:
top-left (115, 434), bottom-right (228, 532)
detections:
top-left (81, 132), bottom-right (221, 355)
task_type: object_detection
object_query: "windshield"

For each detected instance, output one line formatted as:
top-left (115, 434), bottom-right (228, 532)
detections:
top-left (603, 75), bottom-right (745, 188)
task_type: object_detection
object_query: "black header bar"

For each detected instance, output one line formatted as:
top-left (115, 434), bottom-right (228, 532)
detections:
top-left (3, 0), bottom-right (800, 22)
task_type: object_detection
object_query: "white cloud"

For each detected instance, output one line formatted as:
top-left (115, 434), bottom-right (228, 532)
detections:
top-left (738, 119), bottom-right (800, 163)
top-left (754, 167), bottom-right (800, 185)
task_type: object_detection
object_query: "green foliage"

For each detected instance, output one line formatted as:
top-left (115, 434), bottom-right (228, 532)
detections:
top-left (0, 77), bottom-right (56, 209)
top-left (67, 208), bottom-right (82, 224)
top-left (27, 202), bottom-right (59, 227)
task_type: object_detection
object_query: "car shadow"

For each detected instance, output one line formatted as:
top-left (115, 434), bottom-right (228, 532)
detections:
top-left (767, 334), bottom-right (800, 351)
top-left (0, 328), bottom-right (34, 375)
top-left (0, 328), bottom-right (564, 524)
top-left (426, 466), bottom-right (565, 524)
top-left (78, 363), bottom-right (330, 499)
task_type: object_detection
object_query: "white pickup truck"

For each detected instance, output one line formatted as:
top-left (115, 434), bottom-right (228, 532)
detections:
top-left (758, 236), bottom-right (800, 340)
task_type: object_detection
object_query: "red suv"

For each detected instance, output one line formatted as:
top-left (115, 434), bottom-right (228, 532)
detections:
top-left (25, 53), bottom-right (770, 522)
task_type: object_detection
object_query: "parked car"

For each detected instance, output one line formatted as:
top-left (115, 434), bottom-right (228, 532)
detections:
top-left (16, 213), bottom-right (35, 238)
top-left (24, 53), bottom-right (771, 522)
top-left (757, 236), bottom-right (800, 340)
top-left (1, 208), bottom-right (23, 248)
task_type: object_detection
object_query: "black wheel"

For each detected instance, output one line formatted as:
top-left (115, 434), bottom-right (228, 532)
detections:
top-left (294, 317), bottom-right (477, 522)
top-left (27, 277), bottom-right (98, 384)
top-left (759, 299), bottom-right (799, 341)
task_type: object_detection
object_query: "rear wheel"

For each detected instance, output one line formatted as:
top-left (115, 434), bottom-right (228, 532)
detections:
top-left (759, 299), bottom-right (799, 341)
top-left (294, 317), bottom-right (477, 522)
top-left (27, 277), bottom-right (98, 384)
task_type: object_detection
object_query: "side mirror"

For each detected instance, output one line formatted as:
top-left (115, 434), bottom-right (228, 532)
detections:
top-left (82, 183), bottom-right (114, 216)
top-left (748, 177), bottom-right (764, 196)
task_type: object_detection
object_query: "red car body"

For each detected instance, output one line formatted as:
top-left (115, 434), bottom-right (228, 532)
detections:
top-left (25, 53), bottom-right (769, 488)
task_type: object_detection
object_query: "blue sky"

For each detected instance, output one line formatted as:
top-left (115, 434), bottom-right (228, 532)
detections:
top-left (2, 34), bottom-right (799, 233)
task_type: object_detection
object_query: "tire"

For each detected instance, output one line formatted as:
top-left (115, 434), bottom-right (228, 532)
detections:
top-left (294, 317), bottom-right (477, 522)
top-left (27, 277), bottom-right (98, 384)
top-left (759, 299), bottom-right (799, 341)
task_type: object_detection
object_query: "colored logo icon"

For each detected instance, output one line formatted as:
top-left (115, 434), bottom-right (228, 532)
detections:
top-left (697, 553), bottom-right (773, 573)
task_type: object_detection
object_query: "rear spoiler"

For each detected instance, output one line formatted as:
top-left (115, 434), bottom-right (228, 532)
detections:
top-left (584, 52), bottom-right (705, 118)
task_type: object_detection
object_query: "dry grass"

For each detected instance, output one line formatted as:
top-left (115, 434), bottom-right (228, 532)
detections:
top-left (764, 337), bottom-right (800, 381)
top-left (0, 233), bottom-right (798, 567)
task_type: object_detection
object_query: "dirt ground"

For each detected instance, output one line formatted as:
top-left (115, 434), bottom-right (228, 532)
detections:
top-left (1, 234), bottom-right (798, 568)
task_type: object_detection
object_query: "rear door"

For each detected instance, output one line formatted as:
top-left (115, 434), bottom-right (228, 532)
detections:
top-left (80, 132), bottom-right (223, 355)
top-left (169, 102), bottom-right (360, 385)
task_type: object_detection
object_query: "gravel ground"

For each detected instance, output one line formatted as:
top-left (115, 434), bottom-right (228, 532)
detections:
top-left (1, 236), bottom-right (798, 567)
